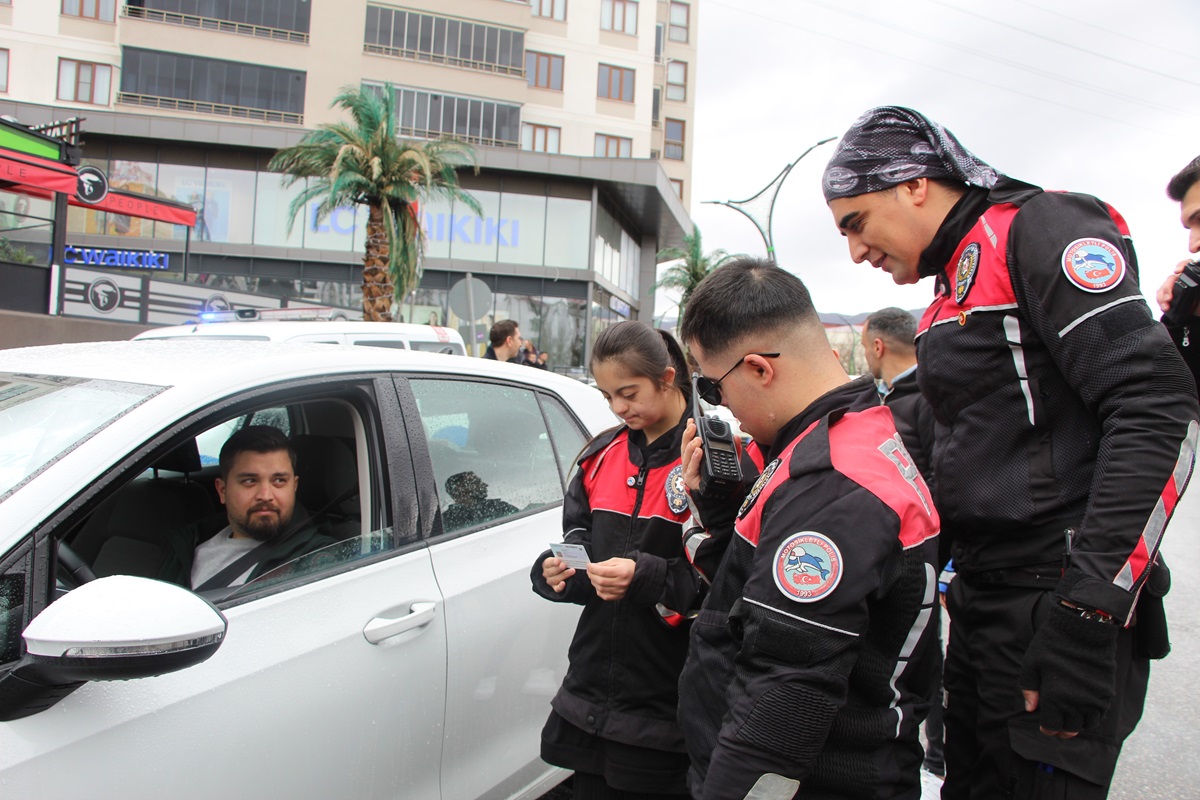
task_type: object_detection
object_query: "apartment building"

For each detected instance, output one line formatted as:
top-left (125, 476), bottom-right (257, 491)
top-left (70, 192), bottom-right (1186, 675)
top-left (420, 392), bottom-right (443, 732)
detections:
top-left (0, 0), bottom-right (697, 366)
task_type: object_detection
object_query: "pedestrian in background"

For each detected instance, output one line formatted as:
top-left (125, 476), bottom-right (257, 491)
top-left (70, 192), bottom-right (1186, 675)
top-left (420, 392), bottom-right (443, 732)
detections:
top-left (531, 321), bottom-right (699, 800)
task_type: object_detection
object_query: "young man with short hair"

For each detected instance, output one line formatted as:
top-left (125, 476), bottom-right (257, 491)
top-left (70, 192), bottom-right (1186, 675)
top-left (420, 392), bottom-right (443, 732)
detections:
top-left (484, 319), bottom-right (522, 362)
top-left (677, 257), bottom-right (940, 799)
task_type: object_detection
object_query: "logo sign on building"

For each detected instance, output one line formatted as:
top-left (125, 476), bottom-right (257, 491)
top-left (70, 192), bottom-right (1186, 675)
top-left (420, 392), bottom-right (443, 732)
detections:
top-left (64, 245), bottom-right (170, 270)
top-left (76, 165), bottom-right (109, 204)
top-left (609, 296), bottom-right (631, 318)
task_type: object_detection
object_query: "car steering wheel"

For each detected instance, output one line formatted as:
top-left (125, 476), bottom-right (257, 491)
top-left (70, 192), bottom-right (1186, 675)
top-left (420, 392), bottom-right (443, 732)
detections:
top-left (57, 541), bottom-right (97, 586)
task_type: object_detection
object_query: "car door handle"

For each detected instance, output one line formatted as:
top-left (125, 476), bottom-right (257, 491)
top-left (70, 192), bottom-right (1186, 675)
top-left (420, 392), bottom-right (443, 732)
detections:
top-left (363, 602), bottom-right (438, 644)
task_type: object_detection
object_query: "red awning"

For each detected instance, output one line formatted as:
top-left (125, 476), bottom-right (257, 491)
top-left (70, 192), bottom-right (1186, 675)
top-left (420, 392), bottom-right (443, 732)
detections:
top-left (9, 184), bottom-right (197, 227)
top-left (0, 150), bottom-right (79, 195)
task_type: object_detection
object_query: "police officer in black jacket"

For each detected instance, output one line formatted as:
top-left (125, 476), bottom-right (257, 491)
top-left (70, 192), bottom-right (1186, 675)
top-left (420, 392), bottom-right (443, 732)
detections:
top-left (824, 106), bottom-right (1198, 800)
top-left (1156, 155), bottom-right (1200, 393)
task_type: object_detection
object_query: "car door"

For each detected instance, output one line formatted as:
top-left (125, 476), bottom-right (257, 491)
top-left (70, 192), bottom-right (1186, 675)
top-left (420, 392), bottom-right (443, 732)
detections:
top-left (403, 375), bottom-right (590, 800)
top-left (0, 376), bottom-right (448, 800)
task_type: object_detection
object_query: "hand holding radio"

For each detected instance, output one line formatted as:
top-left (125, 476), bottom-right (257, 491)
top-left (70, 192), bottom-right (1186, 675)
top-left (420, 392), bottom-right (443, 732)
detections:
top-left (690, 373), bottom-right (744, 496)
top-left (1159, 259), bottom-right (1200, 325)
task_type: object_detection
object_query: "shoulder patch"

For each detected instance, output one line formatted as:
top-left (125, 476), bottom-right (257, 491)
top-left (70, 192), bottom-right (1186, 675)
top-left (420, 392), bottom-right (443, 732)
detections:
top-left (773, 531), bottom-right (843, 603)
top-left (1061, 238), bottom-right (1125, 293)
top-left (665, 464), bottom-right (688, 514)
top-left (739, 457), bottom-right (780, 518)
top-left (955, 242), bottom-right (981, 303)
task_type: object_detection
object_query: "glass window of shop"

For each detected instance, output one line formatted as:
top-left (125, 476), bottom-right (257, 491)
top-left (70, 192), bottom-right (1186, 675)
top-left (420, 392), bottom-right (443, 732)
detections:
top-left (592, 204), bottom-right (639, 297)
top-left (154, 162), bottom-right (206, 242)
top-left (254, 172), bottom-right (305, 248)
top-left (0, 188), bottom-right (54, 267)
top-left (447, 189), bottom-right (501, 262)
top-left (199, 167), bottom-right (256, 244)
top-left (544, 197), bottom-right (590, 269)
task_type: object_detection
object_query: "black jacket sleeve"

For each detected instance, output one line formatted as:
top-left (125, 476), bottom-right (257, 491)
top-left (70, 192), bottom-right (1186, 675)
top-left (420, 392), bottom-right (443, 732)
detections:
top-left (530, 464), bottom-right (598, 605)
top-left (1008, 191), bottom-right (1199, 619)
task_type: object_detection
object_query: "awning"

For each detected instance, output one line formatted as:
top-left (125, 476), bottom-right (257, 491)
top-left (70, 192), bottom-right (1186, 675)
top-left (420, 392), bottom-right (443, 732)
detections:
top-left (0, 150), bottom-right (79, 195)
top-left (10, 184), bottom-right (197, 227)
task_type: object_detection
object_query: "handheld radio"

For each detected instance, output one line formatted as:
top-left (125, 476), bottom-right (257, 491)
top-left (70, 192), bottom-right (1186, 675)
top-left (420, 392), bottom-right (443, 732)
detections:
top-left (691, 373), bottom-right (743, 495)
top-left (1163, 260), bottom-right (1200, 328)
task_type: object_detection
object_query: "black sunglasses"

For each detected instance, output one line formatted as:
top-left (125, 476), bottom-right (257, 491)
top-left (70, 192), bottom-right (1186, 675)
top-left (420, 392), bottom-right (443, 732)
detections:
top-left (694, 352), bottom-right (780, 405)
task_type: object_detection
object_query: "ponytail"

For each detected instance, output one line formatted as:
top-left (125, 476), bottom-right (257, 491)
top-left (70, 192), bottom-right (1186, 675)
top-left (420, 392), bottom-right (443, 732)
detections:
top-left (591, 321), bottom-right (691, 400)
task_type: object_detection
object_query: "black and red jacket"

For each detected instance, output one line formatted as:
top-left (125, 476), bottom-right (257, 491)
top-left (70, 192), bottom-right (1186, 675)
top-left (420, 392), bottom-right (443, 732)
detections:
top-left (530, 412), bottom-right (700, 753)
top-left (915, 177), bottom-right (1199, 620)
top-left (679, 378), bottom-right (941, 799)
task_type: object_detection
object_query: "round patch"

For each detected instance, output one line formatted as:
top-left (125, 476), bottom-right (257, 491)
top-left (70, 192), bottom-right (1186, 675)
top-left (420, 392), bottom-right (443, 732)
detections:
top-left (739, 458), bottom-right (780, 518)
top-left (665, 464), bottom-right (688, 514)
top-left (773, 531), bottom-right (843, 603)
top-left (1061, 238), bottom-right (1125, 293)
top-left (955, 242), bottom-right (981, 304)
top-left (823, 166), bottom-right (859, 195)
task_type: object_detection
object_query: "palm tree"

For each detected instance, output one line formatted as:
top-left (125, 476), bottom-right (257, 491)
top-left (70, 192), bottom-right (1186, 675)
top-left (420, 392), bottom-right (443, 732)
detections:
top-left (268, 84), bottom-right (481, 321)
top-left (653, 224), bottom-right (743, 321)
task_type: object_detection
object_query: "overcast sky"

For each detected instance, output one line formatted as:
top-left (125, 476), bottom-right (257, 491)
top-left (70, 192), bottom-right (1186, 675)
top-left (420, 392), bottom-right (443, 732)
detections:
top-left (659, 0), bottom-right (1200, 321)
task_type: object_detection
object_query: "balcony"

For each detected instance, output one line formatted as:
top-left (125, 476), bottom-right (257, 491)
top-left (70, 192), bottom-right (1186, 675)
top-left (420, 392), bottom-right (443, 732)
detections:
top-left (363, 44), bottom-right (525, 79)
top-left (116, 92), bottom-right (304, 125)
top-left (399, 126), bottom-right (519, 150)
top-left (122, 5), bottom-right (310, 44)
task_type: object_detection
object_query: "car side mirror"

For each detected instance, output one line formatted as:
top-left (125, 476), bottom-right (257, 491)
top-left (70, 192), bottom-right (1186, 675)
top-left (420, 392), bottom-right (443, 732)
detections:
top-left (0, 576), bottom-right (227, 721)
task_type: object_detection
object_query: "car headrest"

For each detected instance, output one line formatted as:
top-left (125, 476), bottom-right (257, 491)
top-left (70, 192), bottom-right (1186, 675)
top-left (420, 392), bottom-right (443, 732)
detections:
top-left (153, 439), bottom-right (202, 473)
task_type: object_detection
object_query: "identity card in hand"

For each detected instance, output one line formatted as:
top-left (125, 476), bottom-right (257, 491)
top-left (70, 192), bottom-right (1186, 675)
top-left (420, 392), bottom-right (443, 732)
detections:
top-left (550, 542), bottom-right (590, 570)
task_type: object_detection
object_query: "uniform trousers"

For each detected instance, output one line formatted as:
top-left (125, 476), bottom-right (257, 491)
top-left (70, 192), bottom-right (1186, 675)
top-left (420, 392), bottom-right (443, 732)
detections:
top-left (942, 573), bottom-right (1149, 800)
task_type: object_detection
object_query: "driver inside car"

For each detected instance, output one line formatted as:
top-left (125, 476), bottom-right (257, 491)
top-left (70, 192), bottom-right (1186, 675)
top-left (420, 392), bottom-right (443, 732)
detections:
top-left (158, 426), bottom-right (336, 592)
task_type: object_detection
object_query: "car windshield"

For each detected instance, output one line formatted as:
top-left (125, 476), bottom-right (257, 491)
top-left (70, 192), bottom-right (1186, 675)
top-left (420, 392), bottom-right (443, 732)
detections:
top-left (0, 374), bottom-right (164, 500)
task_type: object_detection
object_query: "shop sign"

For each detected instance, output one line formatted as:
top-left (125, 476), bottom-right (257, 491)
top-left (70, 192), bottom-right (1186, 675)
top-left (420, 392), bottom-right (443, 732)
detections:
top-left (64, 245), bottom-right (170, 270)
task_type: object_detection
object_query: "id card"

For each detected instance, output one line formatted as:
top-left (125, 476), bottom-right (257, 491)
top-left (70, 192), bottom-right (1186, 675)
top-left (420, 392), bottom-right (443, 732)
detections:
top-left (550, 542), bottom-right (590, 570)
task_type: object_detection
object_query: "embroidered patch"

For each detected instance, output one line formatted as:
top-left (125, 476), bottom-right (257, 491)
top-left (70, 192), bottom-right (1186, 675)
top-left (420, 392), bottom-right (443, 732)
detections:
top-left (665, 465), bottom-right (688, 514)
top-left (1061, 238), bottom-right (1125, 293)
top-left (738, 457), bottom-right (780, 518)
top-left (955, 242), bottom-right (981, 303)
top-left (773, 531), bottom-right (843, 603)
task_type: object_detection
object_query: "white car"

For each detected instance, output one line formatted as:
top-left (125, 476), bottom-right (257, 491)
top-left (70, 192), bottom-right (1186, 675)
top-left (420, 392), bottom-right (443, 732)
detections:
top-left (0, 340), bottom-right (615, 799)
top-left (134, 312), bottom-right (469, 355)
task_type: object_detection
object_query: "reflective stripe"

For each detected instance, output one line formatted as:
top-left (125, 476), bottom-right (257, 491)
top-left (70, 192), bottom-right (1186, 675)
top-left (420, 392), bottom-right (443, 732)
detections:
top-left (1003, 315), bottom-right (1036, 426)
top-left (1058, 294), bottom-right (1144, 338)
top-left (743, 773), bottom-right (801, 800)
top-left (889, 563), bottom-right (937, 736)
top-left (742, 597), bottom-right (858, 637)
top-left (684, 529), bottom-right (710, 563)
top-left (919, 302), bottom-right (1020, 336)
top-left (1115, 420), bottom-right (1198, 593)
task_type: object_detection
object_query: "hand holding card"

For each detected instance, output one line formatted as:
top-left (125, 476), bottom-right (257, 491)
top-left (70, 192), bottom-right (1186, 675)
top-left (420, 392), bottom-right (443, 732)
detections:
top-left (550, 542), bottom-right (591, 570)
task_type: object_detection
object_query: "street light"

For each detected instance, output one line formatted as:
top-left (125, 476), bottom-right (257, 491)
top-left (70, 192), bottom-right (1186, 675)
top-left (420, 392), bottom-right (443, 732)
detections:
top-left (703, 136), bottom-right (836, 260)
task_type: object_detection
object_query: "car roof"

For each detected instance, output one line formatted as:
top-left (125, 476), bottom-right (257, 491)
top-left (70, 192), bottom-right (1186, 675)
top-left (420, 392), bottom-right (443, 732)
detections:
top-left (0, 340), bottom-right (563, 393)
top-left (134, 320), bottom-right (465, 342)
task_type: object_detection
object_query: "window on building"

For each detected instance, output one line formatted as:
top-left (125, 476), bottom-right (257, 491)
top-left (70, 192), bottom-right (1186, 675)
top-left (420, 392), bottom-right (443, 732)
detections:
top-left (597, 64), bottom-right (634, 102)
top-left (132, 0), bottom-right (311, 33)
top-left (522, 124), bottom-right (561, 153)
top-left (652, 87), bottom-right (661, 126)
top-left (525, 51), bottom-right (564, 90)
top-left (61, 0), bottom-right (116, 22)
top-left (372, 84), bottom-right (521, 147)
top-left (0, 50), bottom-right (7, 94)
top-left (595, 134), bottom-right (632, 158)
top-left (669, 1), bottom-right (689, 42)
top-left (58, 59), bottom-right (112, 105)
top-left (670, 179), bottom-right (683, 198)
top-left (531, 0), bottom-right (566, 22)
top-left (121, 48), bottom-right (306, 116)
top-left (666, 61), bottom-right (686, 101)
top-left (600, 0), bottom-right (637, 35)
top-left (655, 23), bottom-right (664, 61)
top-left (365, 6), bottom-right (524, 75)
top-left (664, 118), bottom-right (684, 160)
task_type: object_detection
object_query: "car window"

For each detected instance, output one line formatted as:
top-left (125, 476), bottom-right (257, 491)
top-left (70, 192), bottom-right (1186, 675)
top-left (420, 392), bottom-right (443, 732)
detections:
top-left (194, 407), bottom-right (290, 465)
top-left (61, 392), bottom-right (385, 604)
top-left (410, 379), bottom-right (563, 533)
top-left (539, 394), bottom-right (589, 484)
top-left (353, 340), bottom-right (407, 350)
top-left (410, 341), bottom-right (464, 355)
top-left (0, 375), bottom-right (164, 500)
top-left (0, 571), bottom-right (25, 666)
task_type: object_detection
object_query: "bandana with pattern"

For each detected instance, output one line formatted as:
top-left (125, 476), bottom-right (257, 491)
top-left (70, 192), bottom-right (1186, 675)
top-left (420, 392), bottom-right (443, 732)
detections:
top-left (822, 106), bottom-right (1000, 201)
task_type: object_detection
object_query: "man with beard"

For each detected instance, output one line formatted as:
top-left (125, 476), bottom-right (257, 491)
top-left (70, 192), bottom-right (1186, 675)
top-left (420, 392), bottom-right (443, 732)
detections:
top-left (160, 425), bottom-right (336, 591)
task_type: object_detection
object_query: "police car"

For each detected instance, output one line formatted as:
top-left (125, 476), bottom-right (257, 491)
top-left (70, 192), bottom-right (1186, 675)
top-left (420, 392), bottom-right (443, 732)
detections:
top-left (0, 339), bottom-right (614, 799)
top-left (134, 307), bottom-right (468, 355)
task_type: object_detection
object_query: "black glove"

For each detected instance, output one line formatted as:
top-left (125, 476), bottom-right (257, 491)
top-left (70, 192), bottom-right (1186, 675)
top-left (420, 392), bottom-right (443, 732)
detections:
top-left (1019, 599), bottom-right (1119, 733)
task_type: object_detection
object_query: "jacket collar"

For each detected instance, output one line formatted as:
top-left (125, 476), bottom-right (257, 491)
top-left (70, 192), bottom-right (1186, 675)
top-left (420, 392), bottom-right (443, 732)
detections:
top-left (766, 376), bottom-right (879, 461)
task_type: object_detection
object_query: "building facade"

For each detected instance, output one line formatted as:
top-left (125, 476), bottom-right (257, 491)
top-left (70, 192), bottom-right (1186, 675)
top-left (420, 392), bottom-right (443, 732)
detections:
top-left (0, 0), bottom-right (697, 367)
